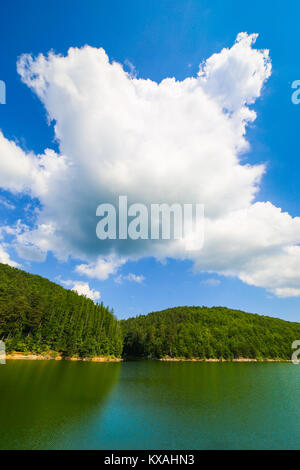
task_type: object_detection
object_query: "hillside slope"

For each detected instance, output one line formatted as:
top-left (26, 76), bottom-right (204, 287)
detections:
top-left (121, 306), bottom-right (300, 360)
top-left (1, 263), bottom-right (300, 361)
top-left (0, 263), bottom-right (123, 357)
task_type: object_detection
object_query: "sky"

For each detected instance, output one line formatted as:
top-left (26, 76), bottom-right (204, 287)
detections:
top-left (1, 0), bottom-right (300, 321)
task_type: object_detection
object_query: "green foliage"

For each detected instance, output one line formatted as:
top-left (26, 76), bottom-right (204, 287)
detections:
top-left (121, 306), bottom-right (300, 360)
top-left (0, 263), bottom-right (122, 358)
top-left (1, 263), bottom-right (300, 361)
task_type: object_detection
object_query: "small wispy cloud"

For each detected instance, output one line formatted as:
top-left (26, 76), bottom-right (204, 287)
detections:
top-left (114, 273), bottom-right (145, 284)
top-left (15, 244), bottom-right (46, 262)
top-left (124, 59), bottom-right (137, 77)
top-left (0, 197), bottom-right (15, 210)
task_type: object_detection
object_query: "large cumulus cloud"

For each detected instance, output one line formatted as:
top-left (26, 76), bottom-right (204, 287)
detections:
top-left (1, 32), bottom-right (300, 297)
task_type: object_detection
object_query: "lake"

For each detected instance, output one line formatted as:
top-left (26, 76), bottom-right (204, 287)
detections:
top-left (0, 360), bottom-right (299, 449)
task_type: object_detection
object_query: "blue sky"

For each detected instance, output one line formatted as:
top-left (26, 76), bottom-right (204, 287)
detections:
top-left (1, 0), bottom-right (300, 320)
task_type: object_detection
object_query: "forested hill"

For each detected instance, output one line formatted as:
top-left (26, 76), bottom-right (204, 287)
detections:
top-left (1, 263), bottom-right (300, 361)
top-left (121, 306), bottom-right (300, 360)
top-left (0, 263), bottom-right (123, 357)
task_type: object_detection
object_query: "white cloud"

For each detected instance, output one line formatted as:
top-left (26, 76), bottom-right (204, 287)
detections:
top-left (275, 288), bottom-right (300, 298)
top-left (115, 273), bottom-right (145, 284)
top-left (125, 273), bottom-right (145, 283)
top-left (71, 281), bottom-right (101, 301)
top-left (58, 277), bottom-right (73, 287)
top-left (59, 278), bottom-right (100, 301)
top-left (15, 244), bottom-right (46, 262)
top-left (0, 197), bottom-right (15, 210)
top-left (75, 255), bottom-right (126, 280)
top-left (0, 33), bottom-right (300, 296)
top-left (0, 244), bottom-right (19, 268)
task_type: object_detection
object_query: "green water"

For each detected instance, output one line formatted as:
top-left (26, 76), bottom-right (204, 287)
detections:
top-left (0, 360), bottom-right (300, 449)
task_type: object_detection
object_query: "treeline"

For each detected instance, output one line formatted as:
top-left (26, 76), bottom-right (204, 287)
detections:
top-left (121, 306), bottom-right (300, 360)
top-left (0, 263), bottom-right (122, 357)
top-left (1, 263), bottom-right (300, 361)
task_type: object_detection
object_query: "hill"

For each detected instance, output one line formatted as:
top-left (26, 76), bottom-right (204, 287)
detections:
top-left (121, 306), bottom-right (300, 360)
top-left (0, 263), bottom-right (123, 358)
top-left (1, 263), bottom-right (300, 361)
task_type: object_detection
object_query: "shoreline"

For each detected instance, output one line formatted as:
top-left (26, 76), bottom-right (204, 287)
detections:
top-left (158, 356), bottom-right (291, 362)
top-left (6, 353), bottom-right (122, 362)
top-left (5, 353), bottom-right (291, 363)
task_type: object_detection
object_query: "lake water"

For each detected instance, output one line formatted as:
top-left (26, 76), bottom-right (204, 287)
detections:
top-left (0, 360), bottom-right (299, 449)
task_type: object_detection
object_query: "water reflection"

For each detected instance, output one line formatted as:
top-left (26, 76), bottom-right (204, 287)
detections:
top-left (1, 361), bottom-right (300, 449)
top-left (110, 361), bottom-right (300, 450)
top-left (0, 360), bottom-right (121, 449)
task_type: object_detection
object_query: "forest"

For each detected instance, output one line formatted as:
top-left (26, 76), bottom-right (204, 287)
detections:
top-left (0, 263), bottom-right (123, 357)
top-left (121, 306), bottom-right (300, 360)
top-left (1, 263), bottom-right (300, 360)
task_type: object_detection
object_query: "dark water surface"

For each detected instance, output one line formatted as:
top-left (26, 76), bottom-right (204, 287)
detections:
top-left (0, 360), bottom-right (299, 449)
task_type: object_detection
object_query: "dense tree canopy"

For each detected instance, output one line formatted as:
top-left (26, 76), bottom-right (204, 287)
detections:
top-left (121, 306), bottom-right (300, 360)
top-left (1, 263), bottom-right (300, 361)
top-left (0, 263), bottom-right (122, 357)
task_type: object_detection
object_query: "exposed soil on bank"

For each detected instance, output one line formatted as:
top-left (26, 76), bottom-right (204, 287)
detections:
top-left (6, 352), bottom-right (122, 362)
top-left (5, 353), bottom-right (291, 363)
top-left (158, 356), bottom-right (291, 362)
